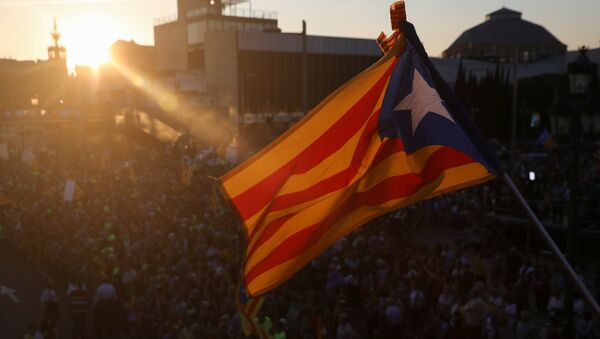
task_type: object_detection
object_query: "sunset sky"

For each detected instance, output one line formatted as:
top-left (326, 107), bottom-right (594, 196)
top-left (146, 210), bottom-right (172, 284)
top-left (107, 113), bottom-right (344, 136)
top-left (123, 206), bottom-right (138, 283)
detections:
top-left (0, 0), bottom-right (598, 70)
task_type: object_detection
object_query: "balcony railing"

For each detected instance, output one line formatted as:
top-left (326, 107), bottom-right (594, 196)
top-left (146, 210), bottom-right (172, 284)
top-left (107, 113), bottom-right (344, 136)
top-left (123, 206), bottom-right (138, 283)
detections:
top-left (155, 7), bottom-right (277, 26)
top-left (154, 13), bottom-right (178, 26)
top-left (223, 8), bottom-right (277, 20)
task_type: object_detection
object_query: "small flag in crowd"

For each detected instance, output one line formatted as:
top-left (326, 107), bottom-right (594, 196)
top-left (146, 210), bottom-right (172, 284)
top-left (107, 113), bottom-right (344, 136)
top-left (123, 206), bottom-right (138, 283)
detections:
top-left (181, 164), bottom-right (194, 187)
top-left (536, 128), bottom-right (556, 149)
top-left (237, 288), bottom-right (271, 339)
top-left (64, 180), bottom-right (84, 202)
top-left (220, 15), bottom-right (503, 296)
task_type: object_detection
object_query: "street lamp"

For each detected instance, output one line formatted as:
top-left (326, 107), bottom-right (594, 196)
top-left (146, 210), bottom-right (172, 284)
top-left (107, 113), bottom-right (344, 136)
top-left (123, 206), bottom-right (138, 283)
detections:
top-left (563, 47), bottom-right (597, 261)
top-left (30, 96), bottom-right (39, 117)
top-left (560, 47), bottom-right (598, 328)
top-left (568, 47), bottom-right (596, 95)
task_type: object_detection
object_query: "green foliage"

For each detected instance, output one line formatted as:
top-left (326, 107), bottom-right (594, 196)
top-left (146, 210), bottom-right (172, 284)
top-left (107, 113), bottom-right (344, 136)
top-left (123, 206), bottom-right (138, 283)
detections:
top-left (454, 64), bottom-right (569, 140)
top-left (454, 62), bottom-right (511, 140)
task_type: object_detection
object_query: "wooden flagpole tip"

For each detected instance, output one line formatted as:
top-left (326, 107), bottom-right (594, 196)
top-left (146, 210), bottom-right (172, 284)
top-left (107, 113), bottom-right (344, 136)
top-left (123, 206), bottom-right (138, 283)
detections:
top-left (390, 1), bottom-right (407, 31)
top-left (377, 31), bottom-right (388, 52)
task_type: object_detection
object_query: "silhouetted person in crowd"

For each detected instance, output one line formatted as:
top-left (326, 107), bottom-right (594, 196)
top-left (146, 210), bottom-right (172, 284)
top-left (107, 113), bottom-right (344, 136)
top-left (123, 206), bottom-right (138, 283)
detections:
top-left (93, 275), bottom-right (117, 339)
top-left (67, 277), bottom-right (91, 339)
top-left (40, 280), bottom-right (60, 325)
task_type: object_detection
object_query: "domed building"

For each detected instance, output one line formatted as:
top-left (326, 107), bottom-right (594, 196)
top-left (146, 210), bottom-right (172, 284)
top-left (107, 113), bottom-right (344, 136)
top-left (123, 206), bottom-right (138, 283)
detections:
top-left (443, 8), bottom-right (566, 63)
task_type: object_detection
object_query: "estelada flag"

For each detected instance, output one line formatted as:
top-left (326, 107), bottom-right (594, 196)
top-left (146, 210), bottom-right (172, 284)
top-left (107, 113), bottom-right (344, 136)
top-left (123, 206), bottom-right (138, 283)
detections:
top-left (220, 21), bottom-right (504, 296)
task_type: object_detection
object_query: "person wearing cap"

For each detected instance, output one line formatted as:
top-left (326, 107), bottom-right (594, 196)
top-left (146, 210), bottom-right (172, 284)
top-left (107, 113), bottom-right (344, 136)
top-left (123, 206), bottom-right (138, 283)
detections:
top-left (93, 275), bottom-right (118, 339)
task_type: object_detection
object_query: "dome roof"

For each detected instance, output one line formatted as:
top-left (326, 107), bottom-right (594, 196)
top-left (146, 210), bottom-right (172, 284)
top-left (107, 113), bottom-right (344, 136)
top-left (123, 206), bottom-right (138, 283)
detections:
top-left (444, 7), bottom-right (565, 59)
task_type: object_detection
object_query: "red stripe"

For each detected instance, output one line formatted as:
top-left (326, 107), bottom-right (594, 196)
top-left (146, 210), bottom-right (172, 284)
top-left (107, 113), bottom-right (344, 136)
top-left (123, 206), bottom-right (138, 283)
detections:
top-left (248, 214), bottom-right (295, 258)
top-left (268, 114), bottom-right (403, 213)
top-left (246, 137), bottom-right (404, 259)
top-left (245, 147), bottom-right (476, 285)
top-left (232, 61), bottom-right (397, 220)
top-left (246, 115), bottom-right (401, 244)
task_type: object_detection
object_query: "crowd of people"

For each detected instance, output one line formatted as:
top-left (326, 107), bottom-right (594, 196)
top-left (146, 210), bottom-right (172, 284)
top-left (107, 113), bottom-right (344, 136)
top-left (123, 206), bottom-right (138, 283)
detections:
top-left (486, 142), bottom-right (600, 230)
top-left (425, 141), bottom-right (600, 233)
top-left (0, 136), bottom-right (599, 339)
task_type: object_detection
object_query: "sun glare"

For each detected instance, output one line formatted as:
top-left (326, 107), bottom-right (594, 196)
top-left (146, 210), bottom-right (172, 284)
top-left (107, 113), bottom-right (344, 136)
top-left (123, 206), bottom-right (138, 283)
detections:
top-left (60, 13), bottom-right (122, 69)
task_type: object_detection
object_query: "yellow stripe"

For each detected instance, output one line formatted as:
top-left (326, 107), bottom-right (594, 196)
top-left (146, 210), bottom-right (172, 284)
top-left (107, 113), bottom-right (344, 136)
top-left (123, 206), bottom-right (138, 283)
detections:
top-left (242, 110), bottom-right (385, 236)
top-left (245, 146), bottom-right (443, 269)
top-left (246, 175), bottom-right (446, 295)
top-left (222, 52), bottom-right (400, 198)
top-left (241, 121), bottom-right (379, 236)
top-left (260, 78), bottom-right (390, 202)
top-left (245, 146), bottom-right (442, 252)
top-left (246, 164), bottom-right (493, 295)
top-left (240, 81), bottom-right (390, 234)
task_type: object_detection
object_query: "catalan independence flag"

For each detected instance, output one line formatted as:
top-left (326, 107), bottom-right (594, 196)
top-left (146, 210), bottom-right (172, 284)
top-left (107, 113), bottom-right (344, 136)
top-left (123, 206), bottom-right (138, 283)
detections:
top-left (220, 21), bottom-right (504, 296)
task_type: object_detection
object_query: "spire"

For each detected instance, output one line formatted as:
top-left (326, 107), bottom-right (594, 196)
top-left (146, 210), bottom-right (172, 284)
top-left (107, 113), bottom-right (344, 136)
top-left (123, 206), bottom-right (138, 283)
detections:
top-left (51, 16), bottom-right (61, 47)
top-left (48, 16), bottom-right (66, 61)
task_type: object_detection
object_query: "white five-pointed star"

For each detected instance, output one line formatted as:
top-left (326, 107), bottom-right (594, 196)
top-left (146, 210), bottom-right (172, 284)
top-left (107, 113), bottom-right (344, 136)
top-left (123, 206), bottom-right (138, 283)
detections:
top-left (394, 69), bottom-right (455, 134)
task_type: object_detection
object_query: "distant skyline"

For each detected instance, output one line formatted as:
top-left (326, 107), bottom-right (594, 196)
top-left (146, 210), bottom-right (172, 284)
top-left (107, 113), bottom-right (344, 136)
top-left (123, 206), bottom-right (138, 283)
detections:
top-left (0, 0), bottom-right (598, 69)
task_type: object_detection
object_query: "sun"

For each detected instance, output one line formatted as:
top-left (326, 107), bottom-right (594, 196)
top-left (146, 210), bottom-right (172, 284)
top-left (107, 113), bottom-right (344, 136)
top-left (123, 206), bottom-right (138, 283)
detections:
top-left (60, 12), bottom-right (123, 69)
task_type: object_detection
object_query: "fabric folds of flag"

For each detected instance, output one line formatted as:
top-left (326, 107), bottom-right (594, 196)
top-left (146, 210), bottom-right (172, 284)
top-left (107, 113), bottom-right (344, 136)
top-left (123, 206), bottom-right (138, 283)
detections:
top-left (220, 21), bottom-right (504, 297)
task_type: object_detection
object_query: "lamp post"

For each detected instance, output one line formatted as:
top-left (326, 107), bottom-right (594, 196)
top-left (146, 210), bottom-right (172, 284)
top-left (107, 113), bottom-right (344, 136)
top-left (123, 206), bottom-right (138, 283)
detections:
top-left (564, 46), bottom-right (597, 329)
top-left (30, 96), bottom-right (39, 117)
top-left (565, 47), bottom-right (596, 264)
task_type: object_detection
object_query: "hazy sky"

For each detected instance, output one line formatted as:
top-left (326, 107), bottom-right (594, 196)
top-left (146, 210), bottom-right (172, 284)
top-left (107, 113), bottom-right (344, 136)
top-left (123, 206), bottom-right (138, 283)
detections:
top-left (0, 0), bottom-right (598, 69)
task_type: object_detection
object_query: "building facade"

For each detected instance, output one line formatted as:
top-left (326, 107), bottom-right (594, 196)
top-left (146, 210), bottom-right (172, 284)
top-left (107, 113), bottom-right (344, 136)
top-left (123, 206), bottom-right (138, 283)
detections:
top-left (152, 0), bottom-right (382, 150)
top-left (443, 8), bottom-right (566, 64)
top-left (0, 18), bottom-right (68, 114)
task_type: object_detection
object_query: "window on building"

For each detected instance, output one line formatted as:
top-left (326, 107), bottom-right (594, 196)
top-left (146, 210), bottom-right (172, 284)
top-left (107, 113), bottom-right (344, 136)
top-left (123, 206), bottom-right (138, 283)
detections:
top-left (187, 21), bottom-right (207, 45)
top-left (208, 20), bottom-right (222, 31)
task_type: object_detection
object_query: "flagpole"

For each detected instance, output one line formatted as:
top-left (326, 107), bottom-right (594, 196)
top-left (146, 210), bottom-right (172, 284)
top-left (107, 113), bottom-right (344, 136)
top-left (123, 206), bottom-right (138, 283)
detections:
top-left (387, 1), bottom-right (598, 317)
top-left (502, 173), bottom-right (600, 319)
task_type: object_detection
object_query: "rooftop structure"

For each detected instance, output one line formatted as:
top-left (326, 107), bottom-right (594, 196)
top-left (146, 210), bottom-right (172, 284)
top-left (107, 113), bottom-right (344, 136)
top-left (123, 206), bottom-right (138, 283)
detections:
top-left (154, 0), bottom-right (279, 72)
top-left (443, 8), bottom-right (566, 63)
top-left (48, 17), bottom-right (66, 61)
